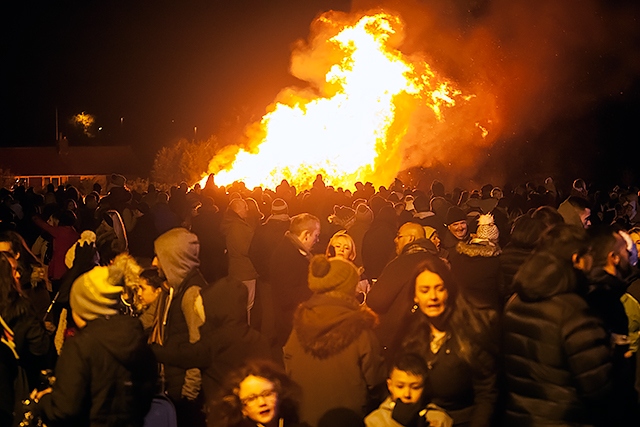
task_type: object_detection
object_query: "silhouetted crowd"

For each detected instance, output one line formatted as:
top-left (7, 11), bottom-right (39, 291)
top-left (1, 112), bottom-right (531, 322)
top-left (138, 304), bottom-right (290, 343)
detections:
top-left (1, 172), bottom-right (639, 427)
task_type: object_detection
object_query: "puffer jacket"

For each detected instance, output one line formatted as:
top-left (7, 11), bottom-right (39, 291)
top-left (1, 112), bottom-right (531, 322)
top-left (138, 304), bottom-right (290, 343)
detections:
top-left (502, 251), bottom-right (612, 426)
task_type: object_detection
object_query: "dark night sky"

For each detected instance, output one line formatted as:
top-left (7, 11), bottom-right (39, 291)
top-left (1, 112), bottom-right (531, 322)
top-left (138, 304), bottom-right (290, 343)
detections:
top-left (3, 0), bottom-right (640, 187)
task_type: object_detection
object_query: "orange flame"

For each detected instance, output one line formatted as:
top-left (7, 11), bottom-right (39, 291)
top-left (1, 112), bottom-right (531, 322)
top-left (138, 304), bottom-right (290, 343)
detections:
top-left (203, 11), bottom-right (479, 191)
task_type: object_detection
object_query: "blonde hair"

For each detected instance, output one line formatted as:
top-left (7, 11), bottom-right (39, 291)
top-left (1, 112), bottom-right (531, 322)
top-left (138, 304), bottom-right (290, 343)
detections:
top-left (325, 230), bottom-right (356, 261)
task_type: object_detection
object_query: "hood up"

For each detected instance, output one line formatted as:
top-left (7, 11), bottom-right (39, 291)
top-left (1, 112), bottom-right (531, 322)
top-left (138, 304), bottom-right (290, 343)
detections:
top-left (293, 292), bottom-right (377, 359)
top-left (513, 251), bottom-right (577, 302)
top-left (154, 228), bottom-right (200, 289)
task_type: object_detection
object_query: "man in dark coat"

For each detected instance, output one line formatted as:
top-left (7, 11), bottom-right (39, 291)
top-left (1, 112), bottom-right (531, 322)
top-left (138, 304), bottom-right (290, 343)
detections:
top-left (366, 222), bottom-right (438, 356)
top-left (248, 198), bottom-right (291, 283)
top-left (440, 205), bottom-right (471, 252)
top-left (36, 264), bottom-right (157, 427)
top-left (585, 225), bottom-right (638, 424)
top-left (503, 224), bottom-right (612, 426)
top-left (361, 205), bottom-right (397, 280)
top-left (269, 213), bottom-right (321, 348)
top-left (248, 198), bottom-right (291, 333)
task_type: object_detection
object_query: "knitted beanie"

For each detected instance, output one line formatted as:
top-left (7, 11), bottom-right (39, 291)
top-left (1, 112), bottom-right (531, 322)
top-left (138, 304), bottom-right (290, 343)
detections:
top-left (476, 213), bottom-right (500, 242)
top-left (271, 198), bottom-right (288, 215)
top-left (70, 266), bottom-right (122, 321)
top-left (446, 206), bottom-right (467, 226)
top-left (308, 255), bottom-right (359, 296)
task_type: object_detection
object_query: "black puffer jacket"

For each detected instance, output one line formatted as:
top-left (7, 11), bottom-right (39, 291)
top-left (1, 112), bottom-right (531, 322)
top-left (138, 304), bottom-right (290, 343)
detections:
top-left (39, 315), bottom-right (157, 427)
top-left (502, 252), bottom-right (612, 426)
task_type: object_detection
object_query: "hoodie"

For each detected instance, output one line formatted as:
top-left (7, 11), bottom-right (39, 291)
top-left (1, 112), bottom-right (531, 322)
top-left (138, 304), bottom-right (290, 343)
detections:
top-left (152, 228), bottom-right (206, 401)
top-left (154, 228), bottom-right (200, 289)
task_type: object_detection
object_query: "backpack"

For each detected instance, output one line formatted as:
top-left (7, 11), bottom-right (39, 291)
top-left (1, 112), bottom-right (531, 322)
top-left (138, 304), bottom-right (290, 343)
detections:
top-left (143, 394), bottom-right (177, 427)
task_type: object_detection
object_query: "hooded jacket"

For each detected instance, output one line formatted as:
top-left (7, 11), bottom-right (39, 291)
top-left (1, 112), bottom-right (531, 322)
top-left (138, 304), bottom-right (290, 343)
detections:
top-left (449, 239), bottom-right (503, 311)
top-left (503, 252), bottom-right (612, 426)
top-left (284, 293), bottom-right (385, 426)
top-left (39, 315), bottom-right (157, 427)
top-left (152, 228), bottom-right (207, 402)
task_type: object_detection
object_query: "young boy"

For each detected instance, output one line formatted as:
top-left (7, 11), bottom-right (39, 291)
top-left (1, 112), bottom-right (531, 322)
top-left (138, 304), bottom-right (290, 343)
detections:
top-left (365, 353), bottom-right (452, 427)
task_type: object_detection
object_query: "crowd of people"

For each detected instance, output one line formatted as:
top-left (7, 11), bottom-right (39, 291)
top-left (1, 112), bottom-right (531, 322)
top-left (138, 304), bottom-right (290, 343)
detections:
top-left (1, 171), bottom-right (639, 427)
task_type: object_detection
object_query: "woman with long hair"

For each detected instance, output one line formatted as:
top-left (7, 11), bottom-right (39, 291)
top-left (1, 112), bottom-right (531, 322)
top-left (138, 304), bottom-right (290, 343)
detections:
top-left (0, 230), bottom-right (51, 320)
top-left (209, 359), bottom-right (305, 427)
top-left (398, 257), bottom-right (497, 426)
top-left (0, 252), bottom-right (52, 426)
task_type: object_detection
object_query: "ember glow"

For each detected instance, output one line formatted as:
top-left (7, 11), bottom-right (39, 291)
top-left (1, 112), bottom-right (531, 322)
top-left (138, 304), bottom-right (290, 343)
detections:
top-left (203, 11), bottom-right (480, 191)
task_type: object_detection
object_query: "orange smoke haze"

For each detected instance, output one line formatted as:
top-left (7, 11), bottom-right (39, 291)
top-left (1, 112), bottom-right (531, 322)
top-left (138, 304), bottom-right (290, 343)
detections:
top-left (203, 9), bottom-right (498, 191)
top-left (352, 0), bottom-right (640, 186)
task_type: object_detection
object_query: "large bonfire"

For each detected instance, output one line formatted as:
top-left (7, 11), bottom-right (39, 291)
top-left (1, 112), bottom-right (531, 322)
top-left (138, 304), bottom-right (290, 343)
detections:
top-left (202, 10), bottom-right (492, 191)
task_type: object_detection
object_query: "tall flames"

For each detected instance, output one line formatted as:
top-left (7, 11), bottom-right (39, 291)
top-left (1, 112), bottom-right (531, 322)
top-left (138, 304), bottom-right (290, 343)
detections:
top-left (202, 11), bottom-right (485, 191)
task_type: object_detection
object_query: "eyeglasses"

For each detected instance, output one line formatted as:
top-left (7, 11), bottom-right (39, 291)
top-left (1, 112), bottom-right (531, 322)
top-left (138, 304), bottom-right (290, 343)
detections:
top-left (240, 388), bottom-right (277, 406)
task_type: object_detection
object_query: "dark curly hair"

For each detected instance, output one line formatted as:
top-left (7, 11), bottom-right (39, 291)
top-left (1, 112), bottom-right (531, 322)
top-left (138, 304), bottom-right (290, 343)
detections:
top-left (209, 359), bottom-right (301, 427)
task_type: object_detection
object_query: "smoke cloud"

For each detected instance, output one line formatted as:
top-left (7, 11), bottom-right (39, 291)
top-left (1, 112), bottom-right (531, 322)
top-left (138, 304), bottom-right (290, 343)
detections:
top-left (351, 0), bottom-right (640, 187)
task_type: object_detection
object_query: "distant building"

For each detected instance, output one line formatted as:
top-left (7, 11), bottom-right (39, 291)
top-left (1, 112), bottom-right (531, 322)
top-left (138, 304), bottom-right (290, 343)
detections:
top-left (0, 143), bottom-right (145, 192)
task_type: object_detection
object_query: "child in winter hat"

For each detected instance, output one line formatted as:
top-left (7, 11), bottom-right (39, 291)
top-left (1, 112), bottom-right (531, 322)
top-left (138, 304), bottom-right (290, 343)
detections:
top-left (475, 213), bottom-right (500, 244)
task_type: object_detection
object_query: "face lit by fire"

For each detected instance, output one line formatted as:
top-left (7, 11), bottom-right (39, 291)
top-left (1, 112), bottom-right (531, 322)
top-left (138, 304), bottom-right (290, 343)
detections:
top-left (328, 234), bottom-right (355, 261)
top-left (448, 220), bottom-right (468, 241)
top-left (387, 368), bottom-right (424, 404)
top-left (414, 269), bottom-right (448, 318)
top-left (238, 375), bottom-right (278, 425)
top-left (300, 222), bottom-right (321, 252)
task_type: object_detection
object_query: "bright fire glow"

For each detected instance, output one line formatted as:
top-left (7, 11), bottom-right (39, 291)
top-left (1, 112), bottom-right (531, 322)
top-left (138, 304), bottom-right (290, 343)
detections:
top-left (202, 12), bottom-right (469, 191)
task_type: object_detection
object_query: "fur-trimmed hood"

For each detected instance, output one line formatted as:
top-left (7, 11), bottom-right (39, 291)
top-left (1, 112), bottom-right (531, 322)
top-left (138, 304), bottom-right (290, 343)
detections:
top-left (293, 292), bottom-right (378, 359)
top-left (456, 239), bottom-right (501, 258)
top-left (401, 238), bottom-right (438, 256)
